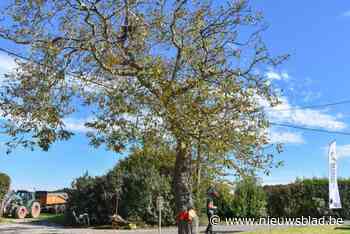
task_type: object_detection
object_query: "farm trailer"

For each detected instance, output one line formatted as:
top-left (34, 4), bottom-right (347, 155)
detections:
top-left (35, 191), bottom-right (67, 214)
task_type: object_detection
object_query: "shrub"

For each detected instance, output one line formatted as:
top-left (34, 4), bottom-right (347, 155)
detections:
top-left (264, 178), bottom-right (350, 219)
top-left (206, 177), bottom-right (267, 219)
top-left (65, 146), bottom-right (176, 226)
top-left (112, 154), bottom-right (175, 225)
top-left (65, 173), bottom-right (113, 225)
top-left (0, 172), bottom-right (10, 201)
top-left (215, 182), bottom-right (236, 218)
top-left (232, 176), bottom-right (267, 218)
top-left (0, 172), bottom-right (10, 217)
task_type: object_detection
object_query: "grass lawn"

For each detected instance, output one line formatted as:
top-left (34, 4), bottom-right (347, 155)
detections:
top-left (0, 213), bottom-right (65, 226)
top-left (34, 213), bottom-right (66, 226)
top-left (0, 217), bottom-right (16, 224)
top-left (244, 225), bottom-right (350, 234)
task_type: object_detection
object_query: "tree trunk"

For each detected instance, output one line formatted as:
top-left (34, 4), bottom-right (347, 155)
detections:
top-left (173, 141), bottom-right (194, 234)
top-left (195, 142), bottom-right (202, 208)
top-left (195, 143), bottom-right (202, 234)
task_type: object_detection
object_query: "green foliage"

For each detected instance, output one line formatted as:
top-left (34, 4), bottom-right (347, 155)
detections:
top-left (0, 172), bottom-right (10, 202)
top-left (214, 177), bottom-right (267, 218)
top-left (65, 173), bottom-right (113, 225)
top-left (264, 178), bottom-right (350, 218)
top-left (110, 148), bottom-right (176, 225)
top-left (0, 2), bottom-right (286, 229)
top-left (215, 182), bottom-right (236, 218)
top-left (0, 0), bottom-right (285, 177)
top-left (65, 146), bottom-right (176, 226)
top-left (232, 177), bottom-right (267, 218)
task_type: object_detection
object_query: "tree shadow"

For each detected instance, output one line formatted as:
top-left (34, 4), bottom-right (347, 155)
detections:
top-left (335, 225), bottom-right (350, 230)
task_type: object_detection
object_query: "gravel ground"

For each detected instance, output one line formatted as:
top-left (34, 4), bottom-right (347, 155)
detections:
top-left (0, 220), bottom-right (269, 234)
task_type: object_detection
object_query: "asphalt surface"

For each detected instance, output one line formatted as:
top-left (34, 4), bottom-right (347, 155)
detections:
top-left (0, 220), bottom-right (268, 234)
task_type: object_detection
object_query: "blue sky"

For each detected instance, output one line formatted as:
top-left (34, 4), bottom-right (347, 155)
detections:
top-left (1, 1), bottom-right (350, 190)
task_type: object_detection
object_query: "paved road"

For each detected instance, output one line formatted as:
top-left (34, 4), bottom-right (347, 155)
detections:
top-left (0, 220), bottom-right (269, 234)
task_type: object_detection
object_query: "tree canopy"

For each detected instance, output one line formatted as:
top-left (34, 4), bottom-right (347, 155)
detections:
top-left (0, 0), bottom-right (287, 229)
top-left (1, 0), bottom-right (284, 159)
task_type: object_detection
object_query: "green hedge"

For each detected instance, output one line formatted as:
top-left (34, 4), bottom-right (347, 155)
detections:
top-left (0, 172), bottom-right (10, 201)
top-left (216, 177), bottom-right (267, 218)
top-left (65, 147), bottom-right (176, 226)
top-left (264, 178), bottom-right (350, 218)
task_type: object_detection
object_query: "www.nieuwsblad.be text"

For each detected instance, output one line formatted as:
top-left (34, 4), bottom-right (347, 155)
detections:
top-left (209, 215), bottom-right (344, 226)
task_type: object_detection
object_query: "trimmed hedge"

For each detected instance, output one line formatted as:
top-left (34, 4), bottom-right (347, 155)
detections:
top-left (0, 172), bottom-right (10, 202)
top-left (264, 178), bottom-right (350, 218)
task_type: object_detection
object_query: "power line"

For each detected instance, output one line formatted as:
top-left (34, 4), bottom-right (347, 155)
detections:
top-left (0, 47), bottom-right (31, 62)
top-left (0, 47), bottom-right (350, 121)
top-left (270, 122), bottom-right (350, 136)
top-left (266, 100), bottom-right (350, 112)
top-left (1, 46), bottom-right (350, 111)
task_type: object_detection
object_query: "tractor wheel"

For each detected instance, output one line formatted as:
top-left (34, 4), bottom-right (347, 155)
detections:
top-left (15, 206), bottom-right (28, 219)
top-left (30, 202), bottom-right (41, 218)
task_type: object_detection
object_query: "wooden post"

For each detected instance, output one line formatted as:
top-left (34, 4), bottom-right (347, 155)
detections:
top-left (115, 189), bottom-right (119, 216)
top-left (157, 196), bottom-right (163, 234)
top-left (159, 205), bottom-right (161, 234)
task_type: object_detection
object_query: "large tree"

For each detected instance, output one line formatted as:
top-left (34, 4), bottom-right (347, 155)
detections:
top-left (0, 0), bottom-right (286, 232)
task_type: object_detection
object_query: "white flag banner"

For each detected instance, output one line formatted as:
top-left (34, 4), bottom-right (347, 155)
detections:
top-left (329, 141), bottom-right (342, 209)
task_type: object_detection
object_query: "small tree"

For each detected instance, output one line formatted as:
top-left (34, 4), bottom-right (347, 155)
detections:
top-left (65, 172), bottom-right (113, 225)
top-left (0, 172), bottom-right (10, 217)
top-left (215, 181), bottom-right (236, 218)
top-left (109, 146), bottom-right (176, 225)
top-left (0, 173), bottom-right (10, 200)
top-left (233, 176), bottom-right (267, 218)
top-left (0, 0), bottom-right (286, 232)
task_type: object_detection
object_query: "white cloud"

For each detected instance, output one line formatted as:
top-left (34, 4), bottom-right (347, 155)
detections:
top-left (342, 10), bottom-right (350, 17)
top-left (266, 97), bottom-right (346, 131)
top-left (336, 144), bottom-right (350, 158)
top-left (262, 178), bottom-right (292, 185)
top-left (0, 53), bottom-right (16, 74)
top-left (0, 53), bottom-right (17, 88)
top-left (63, 118), bottom-right (91, 133)
top-left (269, 130), bottom-right (305, 144)
top-left (262, 69), bottom-right (350, 130)
top-left (62, 114), bottom-right (139, 133)
top-left (266, 68), bottom-right (290, 81)
top-left (323, 144), bottom-right (350, 159)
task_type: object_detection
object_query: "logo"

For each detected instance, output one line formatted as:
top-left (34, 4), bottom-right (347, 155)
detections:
top-left (210, 215), bottom-right (221, 226)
